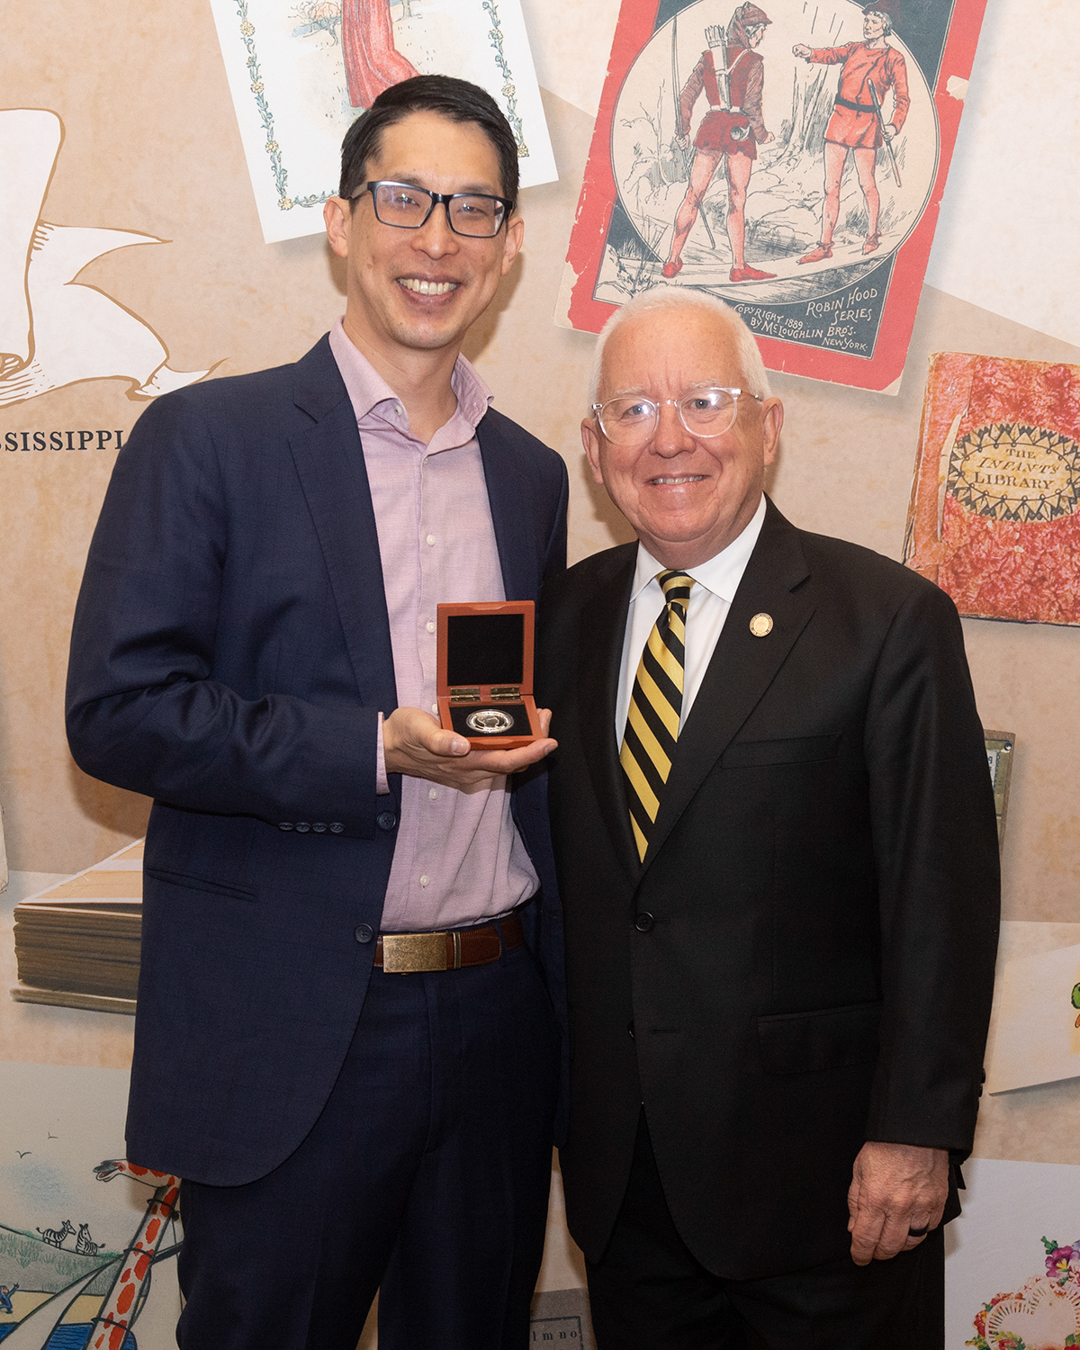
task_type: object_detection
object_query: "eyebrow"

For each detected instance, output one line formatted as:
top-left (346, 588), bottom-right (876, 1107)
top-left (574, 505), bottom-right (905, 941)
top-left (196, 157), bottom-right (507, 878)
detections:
top-left (377, 175), bottom-right (502, 196)
top-left (604, 381), bottom-right (729, 398)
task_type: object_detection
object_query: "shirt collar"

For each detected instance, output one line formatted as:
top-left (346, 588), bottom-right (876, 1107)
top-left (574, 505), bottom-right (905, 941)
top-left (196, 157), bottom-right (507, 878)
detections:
top-left (328, 318), bottom-right (493, 434)
top-left (630, 494), bottom-right (767, 603)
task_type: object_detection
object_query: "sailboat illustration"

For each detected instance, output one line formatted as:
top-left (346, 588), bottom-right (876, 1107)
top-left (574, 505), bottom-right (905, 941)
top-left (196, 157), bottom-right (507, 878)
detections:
top-left (0, 108), bottom-right (212, 408)
top-left (0, 1268), bottom-right (110, 1349)
top-left (0, 1161), bottom-right (181, 1350)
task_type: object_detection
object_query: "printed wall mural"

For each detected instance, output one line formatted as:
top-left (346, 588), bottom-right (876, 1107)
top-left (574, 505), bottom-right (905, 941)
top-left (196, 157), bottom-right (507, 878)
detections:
top-left (0, 1063), bottom-right (181, 1350)
top-left (209, 0), bottom-right (557, 243)
top-left (905, 352), bottom-right (1080, 625)
top-left (559, 0), bottom-right (988, 391)
top-left (0, 110), bottom-right (212, 411)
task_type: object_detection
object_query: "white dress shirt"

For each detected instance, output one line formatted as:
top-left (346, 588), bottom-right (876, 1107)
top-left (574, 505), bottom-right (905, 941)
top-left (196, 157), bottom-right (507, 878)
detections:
top-left (615, 495), bottom-right (767, 743)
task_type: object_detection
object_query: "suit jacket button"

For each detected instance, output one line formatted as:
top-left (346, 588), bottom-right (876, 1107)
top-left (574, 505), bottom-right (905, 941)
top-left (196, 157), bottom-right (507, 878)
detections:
top-left (377, 811), bottom-right (398, 831)
top-left (278, 822), bottom-right (294, 831)
top-left (330, 822), bottom-right (344, 834)
top-left (354, 923), bottom-right (374, 944)
top-left (627, 1020), bottom-right (636, 1040)
top-left (634, 912), bottom-right (654, 933)
top-left (312, 822), bottom-right (327, 833)
top-left (295, 822), bottom-right (311, 833)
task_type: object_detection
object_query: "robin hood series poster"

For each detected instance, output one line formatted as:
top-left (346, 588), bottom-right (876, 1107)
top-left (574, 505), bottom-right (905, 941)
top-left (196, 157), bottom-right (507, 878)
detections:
top-left (559, 0), bottom-right (988, 392)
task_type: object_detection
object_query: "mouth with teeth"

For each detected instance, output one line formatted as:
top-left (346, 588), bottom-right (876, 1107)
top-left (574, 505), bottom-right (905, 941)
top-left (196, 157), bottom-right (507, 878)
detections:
top-left (650, 475), bottom-right (706, 485)
top-left (399, 278), bottom-right (459, 296)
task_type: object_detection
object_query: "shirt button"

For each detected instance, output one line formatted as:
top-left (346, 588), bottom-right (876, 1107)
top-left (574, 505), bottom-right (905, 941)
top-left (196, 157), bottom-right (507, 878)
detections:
top-left (377, 811), bottom-right (397, 831)
top-left (429, 788), bottom-right (438, 800)
top-left (634, 912), bottom-right (655, 933)
top-left (426, 534), bottom-right (436, 546)
top-left (312, 822), bottom-right (327, 833)
top-left (394, 404), bottom-right (403, 417)
top-left (419, 875), bottom-right (430, 888)
top-left (330, 822), bottom-right (344, 834)
top-left (426, 620), bottom-right (435, 633)
top-left (295, 822), bottom-right (311, 834)
top-left (354, 923), bottom-right (374, 944)
top-left (431, 703), bottom-right (439, 714)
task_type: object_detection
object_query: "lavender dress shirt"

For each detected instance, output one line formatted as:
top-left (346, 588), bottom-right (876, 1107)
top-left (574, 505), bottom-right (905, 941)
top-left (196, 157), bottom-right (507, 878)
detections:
top-left (329, 322), bottom-right (539, 932)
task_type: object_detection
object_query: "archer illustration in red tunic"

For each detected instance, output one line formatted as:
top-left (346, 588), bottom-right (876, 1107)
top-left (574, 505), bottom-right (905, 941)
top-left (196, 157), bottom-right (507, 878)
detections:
top-left (340, 0), bottom-right (418, 109)
top-left (662, 4), bottom-right (775, 284)
top-left (793, 8), bottom-right (909, 263)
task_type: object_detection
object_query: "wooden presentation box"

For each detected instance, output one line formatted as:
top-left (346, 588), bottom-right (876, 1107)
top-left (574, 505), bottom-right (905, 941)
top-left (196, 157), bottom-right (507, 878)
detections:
top-left (437, 601), bottom-right (541, 749)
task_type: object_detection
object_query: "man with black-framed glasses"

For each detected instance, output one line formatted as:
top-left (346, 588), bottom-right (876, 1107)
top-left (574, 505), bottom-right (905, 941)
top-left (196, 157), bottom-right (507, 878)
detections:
top-left (67, 75), bottom-right (567, 1350)
top-left (537, 287), bottom-right (999, 1348)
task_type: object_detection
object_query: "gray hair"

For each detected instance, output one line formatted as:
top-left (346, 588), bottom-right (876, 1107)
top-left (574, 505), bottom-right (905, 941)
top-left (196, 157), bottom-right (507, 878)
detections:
top-left (588, 286), bottom-right (772, 408)
top-left (863, 8), bottom-right (893, 35)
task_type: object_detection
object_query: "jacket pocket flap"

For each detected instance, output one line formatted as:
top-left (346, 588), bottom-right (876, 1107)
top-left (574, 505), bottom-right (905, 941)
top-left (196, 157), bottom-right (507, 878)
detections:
top-left (757, 1001), bottom-right (880, 1075)
top-left (722, 734), bottom-right (840, 769)
top-left (144, 867), bottom-right (256, 902)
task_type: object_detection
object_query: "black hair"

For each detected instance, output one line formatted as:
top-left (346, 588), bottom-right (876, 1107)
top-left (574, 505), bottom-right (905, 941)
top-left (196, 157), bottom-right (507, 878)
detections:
top-left (339, 75), bottom-right (519, 213)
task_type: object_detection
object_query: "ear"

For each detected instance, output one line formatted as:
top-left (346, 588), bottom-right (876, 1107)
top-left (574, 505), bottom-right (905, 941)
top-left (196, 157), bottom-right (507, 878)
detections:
top-left (581, 417), bottom-right (605, 485)
top-left (500, 215), bottom-right (525, 276)
top-left (760, 397), bottom-right (784, 467)
top-left (324, 197), bottom-right (351, 260)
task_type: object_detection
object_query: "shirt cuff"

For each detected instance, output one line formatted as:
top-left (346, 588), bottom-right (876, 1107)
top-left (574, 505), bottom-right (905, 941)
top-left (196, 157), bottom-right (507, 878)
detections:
top-left (376, 712), bottom-right (390, 796)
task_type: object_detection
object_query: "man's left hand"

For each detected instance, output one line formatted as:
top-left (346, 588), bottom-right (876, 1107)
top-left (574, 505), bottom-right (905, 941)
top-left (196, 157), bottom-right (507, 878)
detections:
top-left (847, 1141), bottom-right (948, 1266)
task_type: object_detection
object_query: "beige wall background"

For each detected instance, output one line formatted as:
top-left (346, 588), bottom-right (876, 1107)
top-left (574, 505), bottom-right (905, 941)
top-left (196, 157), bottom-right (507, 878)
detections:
top-left (3, 0), bottom-right (1078, 921)
top-left (1, 3), bottom-right (1079, 1341)
top-left (2, 0), bottom-right (1080, 1160)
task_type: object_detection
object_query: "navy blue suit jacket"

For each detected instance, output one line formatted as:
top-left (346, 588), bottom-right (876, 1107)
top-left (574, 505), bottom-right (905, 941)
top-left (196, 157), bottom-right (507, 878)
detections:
top-left (67, 336), bottom-right (569, 1186)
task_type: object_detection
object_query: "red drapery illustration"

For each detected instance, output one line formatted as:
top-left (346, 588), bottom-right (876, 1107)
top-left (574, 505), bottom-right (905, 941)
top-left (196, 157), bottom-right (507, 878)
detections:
top-left (341, 0), bottom-right (418, 109)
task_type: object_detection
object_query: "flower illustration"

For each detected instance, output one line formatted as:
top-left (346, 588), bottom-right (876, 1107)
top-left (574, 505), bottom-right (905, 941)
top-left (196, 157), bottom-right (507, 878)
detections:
top-left (240, 20), bottom-right (255, 35)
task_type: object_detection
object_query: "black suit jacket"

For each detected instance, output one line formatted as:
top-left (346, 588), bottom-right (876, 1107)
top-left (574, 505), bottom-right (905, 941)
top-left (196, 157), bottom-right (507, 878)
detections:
top-left (66, 335), bottom-right (568, 1186)
top-left (538, 500), bottom-right (999, 1280)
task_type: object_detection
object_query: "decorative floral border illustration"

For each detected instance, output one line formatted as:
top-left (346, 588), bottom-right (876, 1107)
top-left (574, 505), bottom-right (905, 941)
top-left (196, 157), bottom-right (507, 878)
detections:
top-left (969, 1236), bottom-right (1080, 1349)
top-left (231, 0), bottom-right (328, 212)
top-left (230, 0), bottom-right (531, 215)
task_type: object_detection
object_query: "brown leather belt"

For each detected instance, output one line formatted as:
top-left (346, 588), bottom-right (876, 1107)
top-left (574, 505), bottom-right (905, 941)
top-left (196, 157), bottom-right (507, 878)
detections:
top-left (374, 913), bottom-right (524, 974)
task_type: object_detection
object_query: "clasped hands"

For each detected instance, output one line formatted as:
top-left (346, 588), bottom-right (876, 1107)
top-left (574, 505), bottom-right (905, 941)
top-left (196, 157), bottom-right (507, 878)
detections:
top-left (847, 1141), bottom-right (949, 1265)
top-left (383, 705), bottom-right (556, 790)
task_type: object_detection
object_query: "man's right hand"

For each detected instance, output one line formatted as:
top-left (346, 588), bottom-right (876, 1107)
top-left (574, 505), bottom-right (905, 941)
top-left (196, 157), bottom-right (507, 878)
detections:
top-left (792, 43), bottom-right (812, 58)
top-left (383, 706), bottom-right (557, 791)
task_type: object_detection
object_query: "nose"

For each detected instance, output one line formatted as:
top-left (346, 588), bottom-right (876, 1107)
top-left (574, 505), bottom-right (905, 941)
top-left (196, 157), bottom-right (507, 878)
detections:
top-left (411, 202), bottom-right (459, 257)
top-left (651, 399), bottom-right (696, 457)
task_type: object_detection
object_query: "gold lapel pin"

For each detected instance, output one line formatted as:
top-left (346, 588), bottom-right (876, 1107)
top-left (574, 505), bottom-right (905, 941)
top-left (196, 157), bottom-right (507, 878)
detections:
top-left (749, 613), bottom-right (773, 638)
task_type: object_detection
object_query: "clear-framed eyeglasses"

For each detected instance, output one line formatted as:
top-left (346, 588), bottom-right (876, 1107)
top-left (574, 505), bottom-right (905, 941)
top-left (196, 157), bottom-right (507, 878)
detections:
top-left (591, 386), bottom-right (762, 445)
top-left (356, 181), bottom-right (513, 238)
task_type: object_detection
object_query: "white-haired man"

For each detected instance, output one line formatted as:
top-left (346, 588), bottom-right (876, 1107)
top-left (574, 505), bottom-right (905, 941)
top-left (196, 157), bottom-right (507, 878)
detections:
top-left (794, 8), bottom-right (909, 261)
top-left (537, 289), bottom-right (998, 1347)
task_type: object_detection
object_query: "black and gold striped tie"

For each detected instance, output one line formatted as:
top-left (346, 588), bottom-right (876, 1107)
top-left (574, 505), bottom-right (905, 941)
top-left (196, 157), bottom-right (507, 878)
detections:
top-left (620, 571), bottom-right (695, 861)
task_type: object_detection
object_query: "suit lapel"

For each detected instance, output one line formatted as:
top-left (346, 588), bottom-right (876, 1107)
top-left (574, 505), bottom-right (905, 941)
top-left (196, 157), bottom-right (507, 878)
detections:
top-left (288, 339), bottom-right (398, 715)
top-left (477, 415), bottom-right (537, 603)
top-left (643, 502), bottom-right (814, 869)
top-left (578, 549), bottom-right (640, 883)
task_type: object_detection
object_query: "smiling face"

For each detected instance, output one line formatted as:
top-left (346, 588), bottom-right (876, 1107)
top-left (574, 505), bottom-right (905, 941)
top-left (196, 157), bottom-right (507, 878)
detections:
top-left (582, 307), bottom-right (783, 568)
top-left (323, 109), bottom-right (523, 368)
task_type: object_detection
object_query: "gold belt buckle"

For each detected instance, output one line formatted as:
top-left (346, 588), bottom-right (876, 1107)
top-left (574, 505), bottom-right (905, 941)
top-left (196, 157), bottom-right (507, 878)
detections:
top-left (381, 932), bottom-right (448, 973)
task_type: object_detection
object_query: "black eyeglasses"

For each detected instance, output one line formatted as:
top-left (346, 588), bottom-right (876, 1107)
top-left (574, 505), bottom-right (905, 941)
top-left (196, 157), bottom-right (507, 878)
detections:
top-left (355, 181), bottom-right (512, 238)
